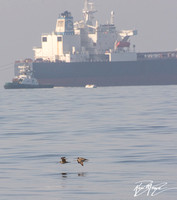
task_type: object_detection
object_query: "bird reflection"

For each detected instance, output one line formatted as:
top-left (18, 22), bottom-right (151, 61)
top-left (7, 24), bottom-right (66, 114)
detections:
top-left (61, 173), bottom-right (68, 178)
top-left (60, 172), bottom-right (87, 178)
top-left (78, 172), bottom-right (87, 177)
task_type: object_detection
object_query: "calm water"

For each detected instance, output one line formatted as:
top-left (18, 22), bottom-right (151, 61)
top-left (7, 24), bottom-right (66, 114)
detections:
top-left (0, 86), bottom-right (177, 200)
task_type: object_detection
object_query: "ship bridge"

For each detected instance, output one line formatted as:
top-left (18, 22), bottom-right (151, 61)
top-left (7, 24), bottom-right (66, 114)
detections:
top-left (55, 11), bottom-right (74, 35)
top-left (33, 0), bottom-right (138, 63)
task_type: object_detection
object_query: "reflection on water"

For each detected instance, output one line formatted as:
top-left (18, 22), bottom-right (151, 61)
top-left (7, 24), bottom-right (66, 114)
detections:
top-left (60, 172), bottom-right (87, 178)
top-left (61, 173), bottom-right (68, 178)
top-left (78, 172), bottom-right (87, 177)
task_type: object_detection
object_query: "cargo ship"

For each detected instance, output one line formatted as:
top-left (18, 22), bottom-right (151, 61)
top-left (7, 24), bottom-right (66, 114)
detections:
top-left (14, 0), bottom-right (177, 87)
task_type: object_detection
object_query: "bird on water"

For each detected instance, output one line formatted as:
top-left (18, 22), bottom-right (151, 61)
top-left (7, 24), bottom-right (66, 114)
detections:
top-left (60, 157), bottom-right (69, 164)
top-left (77, 157), bottom-right (88, 166)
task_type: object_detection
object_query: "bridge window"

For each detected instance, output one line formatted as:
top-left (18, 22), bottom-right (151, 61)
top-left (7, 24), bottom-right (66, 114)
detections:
top-left (57, 37), bottom-right (62, 42)
top-left (42, 37), bottom-right (47, 42)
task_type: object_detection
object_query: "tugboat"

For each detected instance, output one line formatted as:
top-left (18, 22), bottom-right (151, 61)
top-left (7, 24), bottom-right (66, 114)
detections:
top-left (4, 65), bottom-right (53, 89)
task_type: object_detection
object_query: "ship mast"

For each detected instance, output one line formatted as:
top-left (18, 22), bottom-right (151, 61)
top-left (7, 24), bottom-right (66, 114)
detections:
top-left (84, 0), bottom-right (88, 11)
top-left (83, 0), bottom-right (97, 26)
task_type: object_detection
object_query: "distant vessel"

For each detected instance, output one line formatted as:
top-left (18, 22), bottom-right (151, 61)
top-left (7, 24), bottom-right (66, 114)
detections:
top-left (4, 65), bottom-right (53, 89)
top-left (85, 84), bottom-right (97, 88)
top-left (14, 0), bottom-right (177, 87)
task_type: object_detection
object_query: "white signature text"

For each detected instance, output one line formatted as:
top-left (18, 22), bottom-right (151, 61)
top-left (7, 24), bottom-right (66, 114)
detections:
top-left (134, 180), bottom-right (177, 197)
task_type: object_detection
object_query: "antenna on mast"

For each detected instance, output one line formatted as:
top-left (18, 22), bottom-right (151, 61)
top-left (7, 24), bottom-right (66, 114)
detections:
top-left (84, 0), bottom-right (88, 11)
top-left (110, 11), bottom-right (115, 24)
top-left (83, 0), bottom-right (97, 26)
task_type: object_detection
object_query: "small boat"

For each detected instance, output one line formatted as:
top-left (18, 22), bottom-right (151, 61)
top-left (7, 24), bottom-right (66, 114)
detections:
top-left (4, 65), bottom-right (53, 89)
top-left (85, 84), bottom-right (97, 88)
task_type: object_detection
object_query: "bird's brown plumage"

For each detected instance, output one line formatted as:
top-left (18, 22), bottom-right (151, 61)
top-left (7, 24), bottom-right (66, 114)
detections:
top-left (77, 157), bottom-right (88, 166)
top-left (60, 157), bottom-right (69, 164)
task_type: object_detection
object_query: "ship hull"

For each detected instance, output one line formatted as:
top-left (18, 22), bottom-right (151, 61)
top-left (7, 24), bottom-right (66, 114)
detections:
top-left (31, 59), bottom-right (177, 87)
top-left (4, 82), bottom-right (54, 89)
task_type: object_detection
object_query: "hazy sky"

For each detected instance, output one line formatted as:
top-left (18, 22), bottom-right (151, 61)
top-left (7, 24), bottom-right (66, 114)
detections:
top-left (0, 0), bottom-right (177, 87)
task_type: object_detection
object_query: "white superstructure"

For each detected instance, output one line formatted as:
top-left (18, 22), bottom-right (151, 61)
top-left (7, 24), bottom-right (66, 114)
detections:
top-left (33, 0), bottom-right (137, 63)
